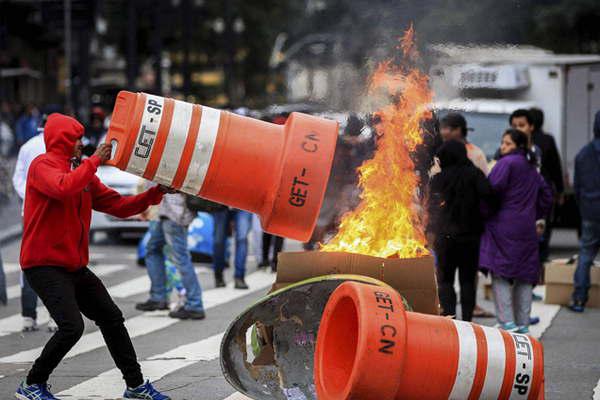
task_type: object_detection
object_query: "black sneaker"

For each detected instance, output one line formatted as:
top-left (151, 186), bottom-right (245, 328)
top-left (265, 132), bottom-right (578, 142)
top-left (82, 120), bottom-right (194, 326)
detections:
top-left (258, 261), bottom-right (270, 269)
top-left (214, 272), bottom-right (226, 288)
top-left (568, 300), bottom-right (585, 313)
top-left (135, 300), bottom-right (169, 312)
top-left (234, 277), bottom-right (249, 290)
top-left (168, 307), bottom-right (206, 320)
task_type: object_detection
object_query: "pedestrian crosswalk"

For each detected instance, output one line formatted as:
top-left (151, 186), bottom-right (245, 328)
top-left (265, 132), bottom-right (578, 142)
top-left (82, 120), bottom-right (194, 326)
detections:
top-left (0, 254), bottom-right (597, 400)
top-left (4, 264), bottom-right (127, 300)
top-left (59, 333), bottom-right (224, 397)
top-left (0, 270), bottom-right (274, 364)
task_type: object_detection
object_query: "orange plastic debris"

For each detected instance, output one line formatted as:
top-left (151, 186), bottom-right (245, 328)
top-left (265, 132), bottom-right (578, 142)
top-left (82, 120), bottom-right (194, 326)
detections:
top-left (105, 91), bottom-right (338, 241)
top-left (314, 281), bottom-right (545, 400)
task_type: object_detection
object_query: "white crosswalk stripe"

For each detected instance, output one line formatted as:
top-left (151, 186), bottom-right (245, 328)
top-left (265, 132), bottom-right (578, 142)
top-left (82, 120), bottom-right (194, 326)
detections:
top-left (109, 265), bottom-right (214, 298)
top-left (3, 262), bottom-right (21, 274)
top-left (4, 264), bottom-right (127, 301)
top-left (0, 270), bottom-right (273, 364)
top-left (59, 333), bottom-right (223, 397)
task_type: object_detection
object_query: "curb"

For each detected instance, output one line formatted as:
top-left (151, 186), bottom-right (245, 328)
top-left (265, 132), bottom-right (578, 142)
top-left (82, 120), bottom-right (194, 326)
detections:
top-left (0, 224), bottom-right (21, 246)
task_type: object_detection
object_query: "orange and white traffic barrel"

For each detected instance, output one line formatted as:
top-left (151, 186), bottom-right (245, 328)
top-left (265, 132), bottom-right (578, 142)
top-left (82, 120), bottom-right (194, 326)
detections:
top-left (105, 91), bottom-right (338, 241)
top-left (314, 281), bottom-right (545, 400)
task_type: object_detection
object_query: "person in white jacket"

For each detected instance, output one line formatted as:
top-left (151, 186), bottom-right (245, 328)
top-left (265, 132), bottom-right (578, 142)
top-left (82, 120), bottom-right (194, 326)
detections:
top-left (12, 121), bottom-right (58, 332)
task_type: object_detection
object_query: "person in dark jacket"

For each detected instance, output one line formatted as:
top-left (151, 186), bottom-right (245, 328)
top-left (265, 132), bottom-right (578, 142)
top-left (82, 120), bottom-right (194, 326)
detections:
top-left (529, 107), bottom-right (564, 263)
top-left (16, 113), bottom-right (171, 400)
top-left (427, 140), bottom-right (494, 321)
top-left (570, 110), bottom-right (600, 312)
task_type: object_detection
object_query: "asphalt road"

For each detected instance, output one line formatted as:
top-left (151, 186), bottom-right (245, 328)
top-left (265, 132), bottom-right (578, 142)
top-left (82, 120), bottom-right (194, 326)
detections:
top-left (0, 230), bottom-right (598, 400)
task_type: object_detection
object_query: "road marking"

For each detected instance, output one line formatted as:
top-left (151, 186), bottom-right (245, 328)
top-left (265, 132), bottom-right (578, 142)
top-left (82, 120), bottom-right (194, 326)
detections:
top-left (223, 393), bottom-right (252, 400)
top-left (108, 275), bottom-right (151, 298)
top-left (0, 308), bottom-right (51, 337)
top-left (3, 258), bottom-right (133, 274)
top-left (3, 262), bottom-right (20, 274)
top-left (4, 264), bottom-right (127, 300)
top-left (530, 288), bottom-right (561, 340)
top-left (59, 333), bottom-right (223, 397)
top-left (0, 270), bottom-right (273, 363)
top-left (109, 265), bottom-right (216, 298)
top-left (593, 379), bottom-right (600, 400)
top-left (0, 265), bottom-right (212, 336)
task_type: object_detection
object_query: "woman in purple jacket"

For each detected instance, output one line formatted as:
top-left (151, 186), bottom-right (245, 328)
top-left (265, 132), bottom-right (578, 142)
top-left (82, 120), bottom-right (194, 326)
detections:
top-left (480, 129), bottom-right (553, 333)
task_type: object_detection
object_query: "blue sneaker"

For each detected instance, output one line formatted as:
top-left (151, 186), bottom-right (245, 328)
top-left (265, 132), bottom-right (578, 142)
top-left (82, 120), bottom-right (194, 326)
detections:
top-left (123, 380), bottom-right (171, 400)
top-left (498, 322), bottom-right (518, 332)
top-left (15, 382), bottom-right (60, 400)
top-left (529, 316), bottom-right (540, 325)
top-left (516, 326), bottom-right (530, 334)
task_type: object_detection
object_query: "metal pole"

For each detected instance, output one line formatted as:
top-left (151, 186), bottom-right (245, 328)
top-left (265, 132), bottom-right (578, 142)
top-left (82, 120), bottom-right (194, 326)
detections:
top-left (126, 0), bottom-right (138, 90)
top-left (182, 0), bottom-right (191, 98)
top-left (152, 0), bottom-right (162, 95)
top-left (64, 0), bottom-right (72, 110)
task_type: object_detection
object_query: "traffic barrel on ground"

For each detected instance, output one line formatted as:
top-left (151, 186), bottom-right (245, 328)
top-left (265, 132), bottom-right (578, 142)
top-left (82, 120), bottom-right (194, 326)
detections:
top-left (105, 91), bottom-right (338, 241)
top-left (314, 281), bottom-right (545, 400)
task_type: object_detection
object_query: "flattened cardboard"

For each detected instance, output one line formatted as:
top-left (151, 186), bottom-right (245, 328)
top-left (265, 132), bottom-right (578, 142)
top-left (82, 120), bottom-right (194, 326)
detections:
top-left (545, 261), bottom-right (600, 308)
top-left (274, 251), bottom-right (440, 315)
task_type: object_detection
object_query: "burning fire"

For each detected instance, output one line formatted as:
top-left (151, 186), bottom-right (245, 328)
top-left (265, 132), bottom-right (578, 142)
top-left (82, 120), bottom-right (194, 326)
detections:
top-left (321, 26), bottom-right (432, 258)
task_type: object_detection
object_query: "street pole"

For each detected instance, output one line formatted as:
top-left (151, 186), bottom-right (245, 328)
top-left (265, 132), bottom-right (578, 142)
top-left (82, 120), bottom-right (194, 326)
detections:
top-left (64, 0), bottom-right (72, 111)
top-left (182, 0), bottom-right (191, 99)
top-left (126, 0), bottom-right (138, 91)
top-left (152, 0), bottom-right (162, 95)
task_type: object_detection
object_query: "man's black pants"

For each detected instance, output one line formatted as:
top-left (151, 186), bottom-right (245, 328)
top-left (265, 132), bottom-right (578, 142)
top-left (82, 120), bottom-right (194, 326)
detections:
top-left (24, 266), bottom-right (143, 387)
top-left (435, 236), bottom-right (479, 322)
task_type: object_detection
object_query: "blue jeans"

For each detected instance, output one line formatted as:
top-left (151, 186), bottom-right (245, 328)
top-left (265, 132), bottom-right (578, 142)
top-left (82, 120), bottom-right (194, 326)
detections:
top-left (213, 210), bottom-right (253, 279)
top-left (573, 219), bottom-right (600, 303)
top-left (21, 272), bottom-right (38, 319)
top-left (145, 219), bottom-right (204, 311)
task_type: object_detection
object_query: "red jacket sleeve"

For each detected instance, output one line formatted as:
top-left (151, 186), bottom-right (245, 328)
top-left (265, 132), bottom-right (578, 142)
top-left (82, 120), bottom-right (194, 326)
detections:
top-left (29, 155), bottom-right (102, 200)
top-left (91, 179), bottom-right (164, 218)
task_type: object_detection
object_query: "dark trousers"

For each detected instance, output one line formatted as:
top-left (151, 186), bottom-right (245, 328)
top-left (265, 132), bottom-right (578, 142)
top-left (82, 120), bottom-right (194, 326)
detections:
top-left (24, 266), bottom-right (143, 388)
top-left (261, 233), bottom-right (284, 269)
top-left (435, 236), bottom-right (479, 322)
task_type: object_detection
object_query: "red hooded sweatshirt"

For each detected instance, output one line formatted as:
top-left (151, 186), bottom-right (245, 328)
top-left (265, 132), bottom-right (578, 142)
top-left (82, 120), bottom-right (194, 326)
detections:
top-left (20, 113), bottom-right (163, 271)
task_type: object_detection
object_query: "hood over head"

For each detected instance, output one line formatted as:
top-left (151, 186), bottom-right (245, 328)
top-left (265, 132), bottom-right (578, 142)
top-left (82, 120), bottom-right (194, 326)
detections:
top-left (437, 139), bottom-right (469, 169)
top-left (44, 113), bottom-right (84, 158)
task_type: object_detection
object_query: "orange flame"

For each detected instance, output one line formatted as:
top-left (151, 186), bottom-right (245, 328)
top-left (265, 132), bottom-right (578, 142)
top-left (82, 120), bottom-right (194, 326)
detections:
top-left (321, 26), bottom-right (432, 258)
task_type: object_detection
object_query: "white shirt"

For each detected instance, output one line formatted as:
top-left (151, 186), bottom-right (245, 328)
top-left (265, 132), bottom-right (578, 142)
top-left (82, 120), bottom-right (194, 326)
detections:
top-left (12, 133), bottom-right (46, 201)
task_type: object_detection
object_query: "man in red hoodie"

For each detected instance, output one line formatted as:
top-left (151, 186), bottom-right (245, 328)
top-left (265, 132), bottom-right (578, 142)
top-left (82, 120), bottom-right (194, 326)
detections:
top-left (16, 113), bottom-right (171, 400)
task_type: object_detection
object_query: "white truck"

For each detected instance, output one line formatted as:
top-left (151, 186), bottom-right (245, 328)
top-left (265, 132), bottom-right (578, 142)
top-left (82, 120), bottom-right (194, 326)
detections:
top-left (429, 45), bottom-right (600, 227)
top-left (430, 45), bottom-right (600, 182)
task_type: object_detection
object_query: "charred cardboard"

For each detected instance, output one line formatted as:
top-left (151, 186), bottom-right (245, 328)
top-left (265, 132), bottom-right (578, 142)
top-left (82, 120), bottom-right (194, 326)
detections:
top-left (273, 251), bottom-right (440, 315)
top-left (545, 260), bottom-right (600, 308)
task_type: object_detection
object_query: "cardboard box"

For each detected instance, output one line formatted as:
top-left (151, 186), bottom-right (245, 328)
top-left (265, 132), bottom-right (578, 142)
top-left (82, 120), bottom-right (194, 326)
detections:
top-left (545, 261), bottom-right (600, 308)
top-left (274, 251), bottom-right (440, 315)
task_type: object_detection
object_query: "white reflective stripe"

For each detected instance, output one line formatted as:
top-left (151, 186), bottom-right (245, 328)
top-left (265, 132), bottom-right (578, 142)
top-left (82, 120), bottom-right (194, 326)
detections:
top-left (480, 326), bottom-right (506, 399)
top-left (126, 94), bottom-right (165, 176)
top-left (449, 320), bottom-right (478, 400)
top-left (510, 333), bottom-right (535, 399)
top-left (180, 106), bottom-right (221, 194)
top-left (153, 99), bottom-right (193, 186)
